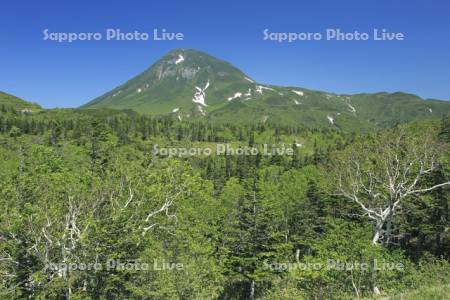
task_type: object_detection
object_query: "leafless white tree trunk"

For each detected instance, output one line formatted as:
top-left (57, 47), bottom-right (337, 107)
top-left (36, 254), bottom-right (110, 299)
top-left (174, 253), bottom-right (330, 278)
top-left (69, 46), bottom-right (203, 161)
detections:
top-left (333, 129), bottom-right (449, 245)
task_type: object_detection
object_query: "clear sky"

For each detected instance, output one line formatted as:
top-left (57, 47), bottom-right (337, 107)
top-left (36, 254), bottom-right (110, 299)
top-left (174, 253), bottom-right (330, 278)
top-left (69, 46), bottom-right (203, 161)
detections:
top-left (1, 0), bottom-right (449, 108)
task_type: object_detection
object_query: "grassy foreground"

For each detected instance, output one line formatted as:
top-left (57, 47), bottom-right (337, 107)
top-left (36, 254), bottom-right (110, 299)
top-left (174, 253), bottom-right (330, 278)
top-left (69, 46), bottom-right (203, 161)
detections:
top-left (372, 284), bottom-right (450, 300)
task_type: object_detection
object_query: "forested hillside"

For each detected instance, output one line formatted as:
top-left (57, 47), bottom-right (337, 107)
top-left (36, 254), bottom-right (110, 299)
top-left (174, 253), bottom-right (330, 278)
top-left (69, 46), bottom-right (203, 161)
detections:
top-left (0, 92), bottom-right (41, 111)
top-left (0, 104), bottom-right (449, 299)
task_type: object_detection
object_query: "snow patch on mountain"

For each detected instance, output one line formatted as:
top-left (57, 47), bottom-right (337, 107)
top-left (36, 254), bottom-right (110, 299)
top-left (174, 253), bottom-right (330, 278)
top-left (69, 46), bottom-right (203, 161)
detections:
top-left (338, 96), bottom-right (356, 114)
top-left (175, 54), bottom-right (184, 65)
top-left (172, 107), bottom-right (180, 113)
top-left (137, 88), bottom-right (142, 93)
top-left (346, 102), bottom-right (356, 113)
top-left (327, 115), bottom-right (334, 124)
top-left (292, 90), bottom-right (304, 96)
top-left (192, 81), bottom-right (210, 106)
top-left (228, 92), bottom-right (243, 101)
top-left (112, 90), bottom-right (122, 97)
top-left (256, 85), bottom-right (275, 94)
top-left (293, 100), bottom-right (300, 105)
top-left (228, 88), bottom-right (253, 101)
top-left (428, 107), bottom-right (433, 113)
top-left (244, 77), bottom-right (255, 83)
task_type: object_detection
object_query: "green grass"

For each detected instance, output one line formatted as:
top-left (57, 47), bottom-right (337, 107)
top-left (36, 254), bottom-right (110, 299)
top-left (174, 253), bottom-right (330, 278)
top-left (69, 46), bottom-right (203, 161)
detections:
top-left (370, 284), bottom-right (450, 300)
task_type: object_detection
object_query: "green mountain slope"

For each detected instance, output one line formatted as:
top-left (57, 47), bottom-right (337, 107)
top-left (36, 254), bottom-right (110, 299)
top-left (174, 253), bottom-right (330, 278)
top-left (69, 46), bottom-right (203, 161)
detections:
top-left (83, 49), bottom-right (254, 116)
top-left (82, 49), bottom-right (450, 130)
top-left (0, 91), bottom-right (41, 111)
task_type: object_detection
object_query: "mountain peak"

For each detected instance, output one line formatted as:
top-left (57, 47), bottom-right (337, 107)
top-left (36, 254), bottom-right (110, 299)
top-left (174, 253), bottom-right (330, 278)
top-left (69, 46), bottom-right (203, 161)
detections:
top-left (155, 49), bottom-right (247, 78)
top-left (83, 49), bottom-right (255, 114)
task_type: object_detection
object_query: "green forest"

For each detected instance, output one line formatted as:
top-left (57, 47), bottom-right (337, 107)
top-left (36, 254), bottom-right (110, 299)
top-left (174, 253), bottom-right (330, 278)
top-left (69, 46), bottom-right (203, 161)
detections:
top-left (0, 104), bottom-right (449, 299)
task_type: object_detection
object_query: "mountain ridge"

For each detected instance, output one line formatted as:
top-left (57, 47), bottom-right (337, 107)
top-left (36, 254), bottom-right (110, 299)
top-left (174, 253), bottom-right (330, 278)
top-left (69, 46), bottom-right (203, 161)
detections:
top-left (0, 91), bottom-right (41, 111)
top-left (82, 49), bottom-right (450, 130)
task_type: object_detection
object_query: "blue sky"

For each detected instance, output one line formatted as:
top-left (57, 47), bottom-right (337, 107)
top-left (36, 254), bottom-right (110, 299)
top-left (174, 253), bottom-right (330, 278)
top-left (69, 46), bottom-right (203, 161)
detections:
top-left (1, 0), bottom-right (449, 108)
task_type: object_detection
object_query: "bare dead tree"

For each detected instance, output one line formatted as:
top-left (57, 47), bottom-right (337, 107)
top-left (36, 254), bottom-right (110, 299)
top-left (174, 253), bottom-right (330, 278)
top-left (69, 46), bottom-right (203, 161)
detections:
top-left (140, 167), bottom-right (188, 236)
top-left (333, 128), bottom-right (449, 245)
top-left (23, 195), bottom-right (90, 299)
